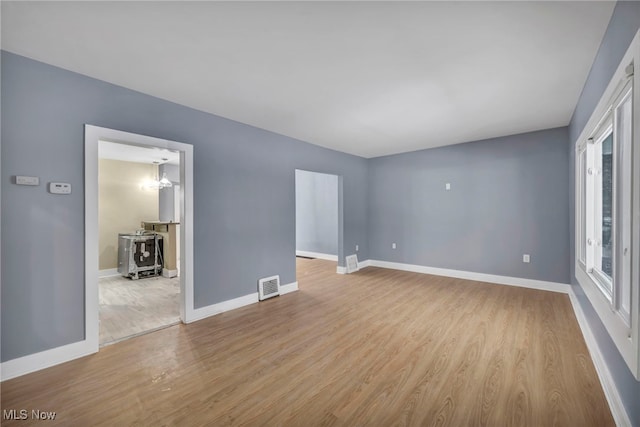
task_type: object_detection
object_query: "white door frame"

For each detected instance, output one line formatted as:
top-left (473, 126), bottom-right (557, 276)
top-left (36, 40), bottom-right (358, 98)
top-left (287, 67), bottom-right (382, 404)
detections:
top-left (173, 184), bottom-right (181, 265)
top-left (294, 169), bottom-right (344, 271)
top-left (85, 125), bottom-right (195, 353)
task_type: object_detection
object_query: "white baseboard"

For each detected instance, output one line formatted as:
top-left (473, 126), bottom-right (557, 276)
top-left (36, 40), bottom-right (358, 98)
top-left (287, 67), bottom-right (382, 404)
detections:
top-left (99, 268), bottom-right (119, 278)
top-left (1, 339), bottom-right (97, 382)
top-left (280, 281), bottom-right (299, 295)
top-left (358, 259), bottom-right (372, 268)
top-left (296, 250), bottom-right (338, 262)
top-left (187, 280), bottom-right (299, 323)
top-left (367, 260), bottom-right (571, 294)
top-left (162, 269), bottom-right (178, 278)
top-left (188, 292), bottom-right (259, 323)
top-left (568, 289), bottom-right (631, 427)
top-left (336, 259), bottom-right (370, 275)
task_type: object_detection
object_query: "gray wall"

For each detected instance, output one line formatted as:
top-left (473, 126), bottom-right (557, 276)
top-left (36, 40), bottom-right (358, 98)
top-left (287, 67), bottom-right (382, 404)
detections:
top-left (567, 2), bottom-right (640, 425)
top-left (1, 51), bottom-right (369, 362)
top-left (368, 127), bottom-right (570, 284)
top-left (295, 170), bottom-right (338, 256)
top-left (159, 164), bottom-right (180, 222)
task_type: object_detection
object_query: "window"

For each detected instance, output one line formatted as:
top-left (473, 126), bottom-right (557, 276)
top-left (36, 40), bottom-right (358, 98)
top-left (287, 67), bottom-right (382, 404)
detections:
top-left (575, 31), bottom-right (639, 380)
top-left (585, 120), bottom-right (615, 298)
top-left (614, 88), bottom-right (633, 325)
top-left (579, 84), bottom-right (632, 321)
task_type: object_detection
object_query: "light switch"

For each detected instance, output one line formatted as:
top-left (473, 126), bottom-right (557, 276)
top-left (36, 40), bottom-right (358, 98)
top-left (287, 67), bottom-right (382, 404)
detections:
top-left (523, 254), bottom-right (530, 263)
top-left (445, 183), bottom-right (451, 190)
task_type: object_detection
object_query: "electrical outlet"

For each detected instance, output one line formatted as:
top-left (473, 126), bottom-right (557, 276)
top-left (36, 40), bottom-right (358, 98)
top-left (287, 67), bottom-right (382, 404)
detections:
top-left (445, 182), bottom-right (451, 190)
top-left (355, 245), bottom-right (359, 252)
top-left (523, 254), bottom-right (530, 263)
top-left (392, 243), bottom-right (397, 249)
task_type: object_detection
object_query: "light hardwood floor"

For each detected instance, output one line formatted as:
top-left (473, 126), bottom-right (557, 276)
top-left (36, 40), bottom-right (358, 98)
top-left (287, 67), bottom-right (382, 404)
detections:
top-left (1, 258), bottom-right (613, 426)
top-left (99, 274), bottom-right (180, 345)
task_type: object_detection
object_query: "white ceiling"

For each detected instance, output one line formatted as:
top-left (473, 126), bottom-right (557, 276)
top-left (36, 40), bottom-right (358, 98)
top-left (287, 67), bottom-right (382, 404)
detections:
top-left (99, 141), bottom-right (180, 166)
top-left (2, 1), bottom-right (615, 158)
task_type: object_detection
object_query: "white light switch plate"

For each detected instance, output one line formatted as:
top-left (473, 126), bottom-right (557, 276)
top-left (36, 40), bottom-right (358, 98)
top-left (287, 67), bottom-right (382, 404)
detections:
top-left (523, 254), bottom-right (530, 263)
top-left (49, 182), bottom-right (71, 194)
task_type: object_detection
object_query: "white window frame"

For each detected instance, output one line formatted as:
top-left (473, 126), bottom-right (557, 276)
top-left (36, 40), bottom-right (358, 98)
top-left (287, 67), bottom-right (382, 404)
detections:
top-left (574, 29), bottom-right (640, 380)
top-left (577, 148), bottom-right (587, 267)
top-left (614, 88), bottom-right (633, 327)
top-left (588, 119), bottom-right (614, 299)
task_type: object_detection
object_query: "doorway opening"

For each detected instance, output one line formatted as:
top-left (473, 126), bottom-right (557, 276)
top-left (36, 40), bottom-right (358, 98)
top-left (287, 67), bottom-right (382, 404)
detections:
top-left (294, 169), bottom-right (343, 284)
top-left (97, 141), bottom-right (182, 345)
top-left (85, 125), bottom-right (194, 352)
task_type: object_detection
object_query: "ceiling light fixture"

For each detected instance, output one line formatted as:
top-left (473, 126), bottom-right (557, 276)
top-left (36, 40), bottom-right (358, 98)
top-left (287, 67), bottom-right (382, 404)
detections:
top-left (159, 172), bottom-right (173, 188)
top-left (144, 164), bottom-right (173, 190)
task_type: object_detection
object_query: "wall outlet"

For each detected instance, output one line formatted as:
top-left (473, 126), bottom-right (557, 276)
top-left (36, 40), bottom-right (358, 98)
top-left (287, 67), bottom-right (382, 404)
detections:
top-left (523, 254), bottom-right (530, 263)
top-left (445, 182), bottom-right (451, 190)
top-left (355, 244), bottom-right (359, 252)
top-left (392, 243), bottom-right (397, 249)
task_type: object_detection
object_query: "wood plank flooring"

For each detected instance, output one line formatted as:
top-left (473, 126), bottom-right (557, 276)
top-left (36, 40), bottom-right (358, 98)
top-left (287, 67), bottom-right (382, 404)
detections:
top-left (1, 258), bottom-right (614, 426)
top-left (99, 274), bottom-right (180, 345)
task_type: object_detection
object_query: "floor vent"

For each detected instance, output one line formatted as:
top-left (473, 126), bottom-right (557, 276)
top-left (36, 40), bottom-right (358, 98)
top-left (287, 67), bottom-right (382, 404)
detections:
top-left (346, 254), bottom-right (359, 273)
top-left (258, 275), bottom-right (280, 301)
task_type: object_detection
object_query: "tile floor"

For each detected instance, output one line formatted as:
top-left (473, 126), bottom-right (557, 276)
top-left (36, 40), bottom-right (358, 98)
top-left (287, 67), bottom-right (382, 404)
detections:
top-left (99, 274), bottom-right (180, 345)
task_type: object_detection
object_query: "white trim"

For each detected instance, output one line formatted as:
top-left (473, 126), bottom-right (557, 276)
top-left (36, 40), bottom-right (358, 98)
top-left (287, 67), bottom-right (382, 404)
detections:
top-left (358, 259), bottom-right (372, 269)
top-left (568, 288), bottom-right (632, 427)
top-left (368, 260), bottom-right (571, 294)
top-left (86, 127), bottom-right (196, 326)
top-left (296, 250), bottom-right (338, 262)
top-left (188, 293), bottom-right (259, 323)
top-left (633, 29), bottom-right (640, 380)
top-left (576, 266), bottom-right (635, 371)
top-left (83, 126), bottom-right (101, 359)
top-left (99, 268), bottom-right (119, 278)
top-left (280, 281), bottom-right (299, 295)
top-left (162, 269), bottom-right (178, 278)
top-left (336, 259), bottom-right (371, 273)
top-left (1, 340), bottom-right (95, 382)
top-left (187, 281), bottom-right (299, 323)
